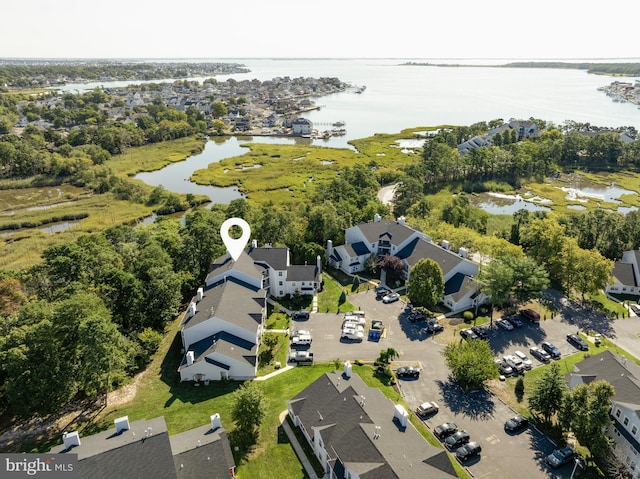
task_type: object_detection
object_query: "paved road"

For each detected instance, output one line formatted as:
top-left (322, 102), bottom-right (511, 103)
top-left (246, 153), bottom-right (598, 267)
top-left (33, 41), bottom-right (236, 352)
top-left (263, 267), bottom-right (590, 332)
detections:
top-left (289, 288), bottom-right (640, 478)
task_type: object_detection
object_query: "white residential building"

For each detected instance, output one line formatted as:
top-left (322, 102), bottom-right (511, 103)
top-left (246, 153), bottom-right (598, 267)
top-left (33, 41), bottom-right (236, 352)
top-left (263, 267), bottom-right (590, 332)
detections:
top-left (607, 250), bottom-right (640, 296)
top-left (327, 216), bottom-right (483, 312)
top-left (568, 351), bottom-right (640, 478)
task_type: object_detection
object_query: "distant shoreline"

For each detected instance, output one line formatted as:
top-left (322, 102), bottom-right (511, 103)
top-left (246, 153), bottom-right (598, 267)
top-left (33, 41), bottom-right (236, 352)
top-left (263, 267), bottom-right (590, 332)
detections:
top-left (400, 61), bottom-right (640, 76)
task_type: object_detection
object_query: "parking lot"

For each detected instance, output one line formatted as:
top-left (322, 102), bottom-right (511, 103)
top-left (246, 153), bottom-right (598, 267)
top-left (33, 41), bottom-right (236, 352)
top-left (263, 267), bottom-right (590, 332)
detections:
top-left (289, 290), bottom-right (586, 478)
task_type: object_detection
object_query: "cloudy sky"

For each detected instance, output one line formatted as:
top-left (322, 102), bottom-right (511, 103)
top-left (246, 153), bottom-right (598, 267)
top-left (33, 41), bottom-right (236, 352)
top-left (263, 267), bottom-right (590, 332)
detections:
top-left (2, 0), bottom-right (638, 59)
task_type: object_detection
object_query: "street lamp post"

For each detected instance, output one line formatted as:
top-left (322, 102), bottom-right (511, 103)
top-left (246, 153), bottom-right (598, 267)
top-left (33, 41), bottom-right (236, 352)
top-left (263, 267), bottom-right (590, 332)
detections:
top-left (569, 457), bottom-right (579, 479)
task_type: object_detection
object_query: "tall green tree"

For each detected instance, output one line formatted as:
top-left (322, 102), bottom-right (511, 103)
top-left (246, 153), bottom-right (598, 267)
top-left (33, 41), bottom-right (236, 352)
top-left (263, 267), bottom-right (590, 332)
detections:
top-left (528, 362), bottom-right (567, 424)
top-left (560, 380), bottom-right (614, 459)
top-left (231, 382), bottom-right (267, 434)
top-left (442, 339), bottom-right (499, 390)
top-left (406, 258), bottom-right (444, 308)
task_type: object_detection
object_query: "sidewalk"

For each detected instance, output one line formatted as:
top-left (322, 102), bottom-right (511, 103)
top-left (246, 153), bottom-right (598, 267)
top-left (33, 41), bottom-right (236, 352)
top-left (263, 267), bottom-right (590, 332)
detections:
top-left (279, 410), bottom-right (323, 479)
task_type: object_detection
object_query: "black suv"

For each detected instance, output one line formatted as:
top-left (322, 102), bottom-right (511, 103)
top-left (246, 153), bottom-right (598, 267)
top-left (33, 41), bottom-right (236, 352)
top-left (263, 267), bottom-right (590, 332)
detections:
top-left (541, 341), bottom-right (561, 359)
top-left (567, 334), bottom-right (589, 351)
top-left (445, 430), bottom-right (470, 450)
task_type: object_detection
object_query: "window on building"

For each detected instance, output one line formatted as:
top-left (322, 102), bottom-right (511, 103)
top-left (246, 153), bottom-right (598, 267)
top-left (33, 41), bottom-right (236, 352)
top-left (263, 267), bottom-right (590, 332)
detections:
top-left (292, 282), bottom-right (296, 286)
top-left (633, 425), bottom-right (638, 435)
top-left (624, 417), bottom-right (629, 426)
top-left (616, 409), bottom-right (621, 418)
top-left (279, 281), bottom-right (283, 286)
top-left (278, 271), bottom-right (283, 276)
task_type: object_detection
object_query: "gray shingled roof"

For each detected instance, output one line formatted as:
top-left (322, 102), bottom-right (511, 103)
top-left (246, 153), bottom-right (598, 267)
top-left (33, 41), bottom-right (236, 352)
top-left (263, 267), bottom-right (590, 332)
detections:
top-left (51, 417), bottom-right (235, 479)
top-left (355, 220), bottom-right (419, 246)
top-left (569, 350), bottom-right (640, 407)
top-left (287, 265), bottom-right (320, 282)
top-left (51, 417), bottom-right (177, 479)
top-left (180, 331), bottom-right (257, 370)
top-left (206, 251), bottom-right (265, 285)
top-left (444, 273), bottom-right (478, 302)
top-left (612, 261), bottom-right (638, 287)
top-left (396, 237), bottom-right (464, 277)
top-left (182, 276), bottom-right (265, 332)
top-left (248, 246), bottom-right (289, 271)
top-left (171, 424), bottom-right (236, 479)
top-left (289, 372), bottom-right (457, 479)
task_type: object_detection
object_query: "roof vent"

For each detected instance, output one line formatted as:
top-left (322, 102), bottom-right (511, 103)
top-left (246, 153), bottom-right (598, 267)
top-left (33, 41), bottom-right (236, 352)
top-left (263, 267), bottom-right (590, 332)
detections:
top-left (197, 288), bottom-right (204, 302)
top-left (441, 240), bottom-right (450, 250)
top-left (114, 416), bottom-right (130, 433)
top-left (62, 431), bottom-right (81, 449)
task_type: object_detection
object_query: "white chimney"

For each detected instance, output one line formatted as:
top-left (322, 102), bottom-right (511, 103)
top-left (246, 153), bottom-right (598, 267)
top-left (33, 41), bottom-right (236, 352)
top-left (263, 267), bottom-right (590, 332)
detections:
top-left (188, 302), bottom-right (196, 317)
top-left (458, 247), bottom-right (467, 258)
top-left (344, 361), bottom-right (352, 378)
top-left (374, 214), bottom-right (381, 223)
top-left (393, 404), bottom-right (408, 428)
top-left (441, 240), bottom-right (450, 250)
top-left (186, 351), bottom-right (195, 366)
top-left (62, 431), bottom-right (81, 449)
top-left (316, 255), bottom-right (322, 274)
top-left (326, 239), bottom-right (333, 257)
top-left (396, 216), bottom-right (405, 225)
top-left (196, 287), bottom-right (203, 302)
top-left (211, 413), bottom-right (222, 431)
top-left (114, 416), bottom-right (130, 433)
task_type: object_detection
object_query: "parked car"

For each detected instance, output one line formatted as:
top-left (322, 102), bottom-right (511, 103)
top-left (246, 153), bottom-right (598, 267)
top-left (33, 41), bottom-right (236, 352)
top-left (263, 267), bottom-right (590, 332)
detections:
top-left (291, 333), bottom-right (312, 346)
top-left (496, 319), bottom-right (514, 331)
top-left (382, 292), bottom-right (400, 304)
top-left (503, 354), bottom-right (525, 374)
top-left (376, 288), bottom-right (391, 299)
top-left (530, 346), bottom-right (551, 362)
top-left (514, 350), bottom-right (533, 369)
top-left (343, 316), bottom-right (366, 327)
top-left (567, 334), bottom-right (589, 351)
top-left (460, 328), bottom-right (478, 340)
top-left (342, 323), bottom-right (364, 333)
top-left (504, 414), bottom-right (529, 432)
top-left (341, 327), bottom-right (364, 341)
top-left (396, 366), bottom-right (420, 379)
top-left (546, 446), bottom-right (576, 468)
top-left (292, 310), bottom-right (310, 320)
top-left (434, 422), bottom-right (458, 439)
top-left (520, 308), bottom-right (540, 323)
top-left (456, 441), bottom-right (482, 461)
top-left (471, 325), bottom-right (489, 339)
top-left (631, 303), bottom-right (640, 315)
top-left (495, 359), bottom-right (513, 376)
top-left (425, 320), bottom-right (444, 334)
top-left (445, 430), bottom-right (470, 450)
top-left (520, 309), bottom-right (540, 323)
top-left (541, 341), bottom-right (561, 359)
top-left (505, 315), bottom-right (523, 328)
top-left (415, 401), bottom-right (439, 417)
top-left (288, 350), bottom-right (314, 364)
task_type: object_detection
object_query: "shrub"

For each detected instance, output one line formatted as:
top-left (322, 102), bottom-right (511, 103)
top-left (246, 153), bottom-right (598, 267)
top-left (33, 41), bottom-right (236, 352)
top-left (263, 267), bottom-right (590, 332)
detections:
top-left (355, 359), bottom-right (365, 366)
top-left (463, 311), bottom-right (474, 322)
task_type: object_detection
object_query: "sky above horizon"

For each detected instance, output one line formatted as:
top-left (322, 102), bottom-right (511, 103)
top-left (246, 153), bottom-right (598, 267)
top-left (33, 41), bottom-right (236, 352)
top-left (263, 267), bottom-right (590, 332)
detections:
top-left (2, 0), bottom-right (639, 60)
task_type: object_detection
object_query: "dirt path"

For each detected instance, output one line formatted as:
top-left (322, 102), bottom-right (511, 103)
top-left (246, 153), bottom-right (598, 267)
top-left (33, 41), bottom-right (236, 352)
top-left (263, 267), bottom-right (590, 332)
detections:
top-left (377, 183), bottom-right (398, 206)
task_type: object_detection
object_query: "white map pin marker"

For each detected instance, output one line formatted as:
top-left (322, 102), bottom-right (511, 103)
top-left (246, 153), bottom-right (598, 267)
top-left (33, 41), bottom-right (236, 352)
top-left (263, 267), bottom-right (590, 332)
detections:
top-left (220, 218), bottom-right (251, 261)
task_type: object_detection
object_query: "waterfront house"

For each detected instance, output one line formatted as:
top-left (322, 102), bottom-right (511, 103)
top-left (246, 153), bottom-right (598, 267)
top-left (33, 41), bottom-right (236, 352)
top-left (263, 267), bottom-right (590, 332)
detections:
top-left (292, 117), bottom-right (313, 135)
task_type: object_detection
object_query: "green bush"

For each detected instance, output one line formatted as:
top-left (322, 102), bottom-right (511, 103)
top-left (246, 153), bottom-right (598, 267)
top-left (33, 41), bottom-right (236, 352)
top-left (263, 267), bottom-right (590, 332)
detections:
top-left (463, 311), bottom-right (474, 322)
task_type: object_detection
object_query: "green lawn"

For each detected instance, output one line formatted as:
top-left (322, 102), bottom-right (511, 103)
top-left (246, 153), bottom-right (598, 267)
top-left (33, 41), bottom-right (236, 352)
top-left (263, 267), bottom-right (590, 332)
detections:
top-left (257, 332), bottom-right (289, 376)
top-left (317, 272), bottom-right (355, 313)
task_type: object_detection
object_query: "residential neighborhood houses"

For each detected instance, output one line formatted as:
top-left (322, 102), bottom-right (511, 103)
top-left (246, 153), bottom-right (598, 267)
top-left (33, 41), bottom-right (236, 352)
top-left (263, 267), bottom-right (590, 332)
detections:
top-left (12, 73), bottom-right (351, 137)
top-left (327, 215), bottom-right (484, 313)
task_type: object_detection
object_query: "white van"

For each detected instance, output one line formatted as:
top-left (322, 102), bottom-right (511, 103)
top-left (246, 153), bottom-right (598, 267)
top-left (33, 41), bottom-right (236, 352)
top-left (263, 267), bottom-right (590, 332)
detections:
top-left (346, 310), bottom-right (365, 318)
top-left (291, 334), bottom-right (312, 346)
top-left (343, 315), bottom-right (366, 326)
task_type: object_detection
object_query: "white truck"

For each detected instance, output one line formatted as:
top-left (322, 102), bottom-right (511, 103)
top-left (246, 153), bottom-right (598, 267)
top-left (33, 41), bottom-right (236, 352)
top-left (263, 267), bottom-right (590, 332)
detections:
top-left (289, 350), bottom-right (314, 365)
